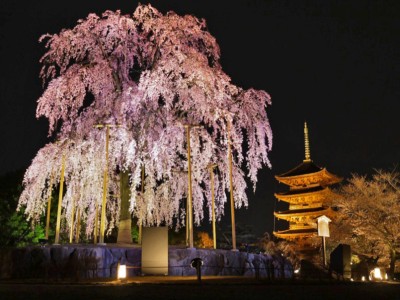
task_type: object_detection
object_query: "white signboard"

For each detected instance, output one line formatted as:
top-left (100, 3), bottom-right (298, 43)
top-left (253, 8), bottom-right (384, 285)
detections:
top-left (317, 215), bottom-right (331, 237)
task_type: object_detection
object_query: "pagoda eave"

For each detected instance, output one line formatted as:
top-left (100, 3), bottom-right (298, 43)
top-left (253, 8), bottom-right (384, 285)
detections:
top-left (274, 187), bottom-right (334, 204)
top-left (274, 207), bottom-right (332, 221)
top-left (275, 168), bottom-right (341, 187)
top-left (273, 229), bottom-right (317, 240)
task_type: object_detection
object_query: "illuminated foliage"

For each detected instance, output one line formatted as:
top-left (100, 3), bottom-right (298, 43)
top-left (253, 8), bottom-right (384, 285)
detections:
top-left (18, 4), bottom-right (272, 238)
top-left (195, 231), bottom-right (213, 249)
top-left (332, 170), bottom-right (400, 278)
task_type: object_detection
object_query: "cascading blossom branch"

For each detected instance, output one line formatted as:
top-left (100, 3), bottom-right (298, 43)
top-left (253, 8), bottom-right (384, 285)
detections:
top-left (19, 4), bottom-right (272, 237)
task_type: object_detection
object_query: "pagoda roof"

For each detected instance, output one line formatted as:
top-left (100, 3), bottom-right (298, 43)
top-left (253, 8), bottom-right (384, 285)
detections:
top-left (277, 161), bottom-right (322, 177)
top-left (275, 186), bottom-right (338, 203)
top-left (276, 185), bottom-right (325, 196)
top-left (275, 161), bottom-right (342, 187)
top-left (274, 206), bottom-right (331, 220)
top-left (273, 228), bottom-right (317, 239)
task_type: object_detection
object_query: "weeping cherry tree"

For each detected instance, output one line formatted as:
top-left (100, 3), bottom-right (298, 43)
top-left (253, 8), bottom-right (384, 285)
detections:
top-left (18, 4), bottom-right (272, 244)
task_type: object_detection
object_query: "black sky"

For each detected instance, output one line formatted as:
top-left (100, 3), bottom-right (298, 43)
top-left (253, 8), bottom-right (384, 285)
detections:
top-left (0, 0), bottom-right (399, 237)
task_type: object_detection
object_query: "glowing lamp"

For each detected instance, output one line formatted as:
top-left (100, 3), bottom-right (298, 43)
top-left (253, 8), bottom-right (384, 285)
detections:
top-left (372, 267), bottom-right (382, 280)
top-left (118, 264), bottom-right (127, 280)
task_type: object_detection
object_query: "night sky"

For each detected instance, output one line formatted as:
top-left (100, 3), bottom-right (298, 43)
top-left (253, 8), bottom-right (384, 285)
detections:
top-left (0, 0), bottom-right (399, 237)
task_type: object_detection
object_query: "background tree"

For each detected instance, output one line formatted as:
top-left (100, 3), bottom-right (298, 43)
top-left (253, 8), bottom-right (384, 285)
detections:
top-left (18, 4), bottom-right (272, 239)
top-left (0, 171), bottom-right (45, 247)
top-left (332, 169), bottom-right (400, 278)
top-left (259, 233), bottom-right (300, 271)
top-left (195, 231), bottom-right (213, 249)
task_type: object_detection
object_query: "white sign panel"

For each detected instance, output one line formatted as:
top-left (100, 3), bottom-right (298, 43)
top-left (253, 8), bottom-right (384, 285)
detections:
top-left (317, 215), bottom-right (331, 237)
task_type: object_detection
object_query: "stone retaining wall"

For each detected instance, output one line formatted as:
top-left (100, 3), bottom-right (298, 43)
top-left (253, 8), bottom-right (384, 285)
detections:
top-left (0, 245), bottom-right (293, 279)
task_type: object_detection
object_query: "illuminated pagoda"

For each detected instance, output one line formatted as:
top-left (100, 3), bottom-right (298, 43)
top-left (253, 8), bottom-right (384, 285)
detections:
top-left (273, 122), bottom-right (341, 249)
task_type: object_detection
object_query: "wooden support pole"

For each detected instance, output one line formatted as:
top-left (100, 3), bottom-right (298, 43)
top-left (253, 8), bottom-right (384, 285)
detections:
top-left (186, 125), bottom-right (194, 249)
top-left (138, 166), bottom-right (145, 245)
top-left (99, 125), bottom-right (110, 244)
top-left (69, 198), bottom-right (75, 244)
top-left (45, 172), bottom-right (54, 240)
top-left (94, 202), bottom-right (98, 244)
top-left (54, 155), bottom-right (66, 245)
top-left (227, 120), bottom-right (237, 251)
top-left (208, 164), bottom-right (217, 249)
top-left (75, 207), bottom-right (81, 243)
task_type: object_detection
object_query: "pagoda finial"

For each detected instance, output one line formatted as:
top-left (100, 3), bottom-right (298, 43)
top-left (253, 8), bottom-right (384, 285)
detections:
top-left (304, 121), bottom-right (311, 162)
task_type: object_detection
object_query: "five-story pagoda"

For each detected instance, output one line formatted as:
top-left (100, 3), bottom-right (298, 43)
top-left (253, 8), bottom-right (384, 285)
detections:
top-left (273, 122), bottom-right (341, 249)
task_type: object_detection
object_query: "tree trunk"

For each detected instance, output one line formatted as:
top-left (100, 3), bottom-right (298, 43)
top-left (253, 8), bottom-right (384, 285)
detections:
top-left (388, 249), bottom-right (396, 280)
top-left (117, 171), bottom-right (132, 244)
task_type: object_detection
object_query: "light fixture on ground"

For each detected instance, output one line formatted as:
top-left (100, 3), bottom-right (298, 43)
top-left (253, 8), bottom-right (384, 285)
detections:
top-left (117, 263), bottom-right (127, 280)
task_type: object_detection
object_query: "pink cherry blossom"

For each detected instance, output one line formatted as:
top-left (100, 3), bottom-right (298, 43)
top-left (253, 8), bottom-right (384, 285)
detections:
top-left (19, 4), bottom-right (272, 237)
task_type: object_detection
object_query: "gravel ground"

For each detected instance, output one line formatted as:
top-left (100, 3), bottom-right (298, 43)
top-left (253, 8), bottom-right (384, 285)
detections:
top-left (0, 277), bottom-right (399, 300)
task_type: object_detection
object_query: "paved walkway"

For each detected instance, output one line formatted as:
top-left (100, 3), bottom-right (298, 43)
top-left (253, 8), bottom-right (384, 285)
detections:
top-left (1, 277), bottom-right (399, 300)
